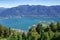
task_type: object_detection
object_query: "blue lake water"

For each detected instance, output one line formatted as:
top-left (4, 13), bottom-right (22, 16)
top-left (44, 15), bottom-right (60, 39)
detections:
top-left (0, 17), bottom-right (60, 31)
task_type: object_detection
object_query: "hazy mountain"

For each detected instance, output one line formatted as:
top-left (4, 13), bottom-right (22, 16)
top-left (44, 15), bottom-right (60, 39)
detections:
top-left (0, 7), bottom-right (7, 13)
top-left (0, 5), bottom-right (60, 17)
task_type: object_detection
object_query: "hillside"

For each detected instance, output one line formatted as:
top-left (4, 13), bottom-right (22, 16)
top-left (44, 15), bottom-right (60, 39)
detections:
top-left (0, 5), bottom-right (60, 17)
top-left (0, 22), bottom-right (60, 40)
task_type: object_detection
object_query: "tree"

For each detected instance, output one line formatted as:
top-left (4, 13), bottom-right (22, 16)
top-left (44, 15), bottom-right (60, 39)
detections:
top-left (8, 31), bottom-right (18, 40)
top-left (39, 29), bottom-right (45, 40)
top-left (3, 27), bottom-right (9, 38)
top-left (48, 28), bottom-right (54, 40)
top-left (8, 27), bottom-right (12, 36)
top-left (0, 24), bottom-right (4, 37)
top-left (17, 32), bottom-right (22, 40)
top-left (36, 23), bottom-right (43, 34)
top-left (22, 32), bottom-right (27, 40)
top-left (44, 32), bottom-right (50, 40)
top-left (44, 26), bottom-right (50, 32)
top-left (57, 22), bottom-right (60, 31)
top-left (51, 32), bottom-right (60, 40)
top-left (28, 27), bottom-right (39, 40)
top-left (49, 22), bottom-right (57, 32)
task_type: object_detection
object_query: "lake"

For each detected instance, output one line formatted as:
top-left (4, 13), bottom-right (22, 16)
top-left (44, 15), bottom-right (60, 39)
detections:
top-left (0, 17), bottom-right (60, 31)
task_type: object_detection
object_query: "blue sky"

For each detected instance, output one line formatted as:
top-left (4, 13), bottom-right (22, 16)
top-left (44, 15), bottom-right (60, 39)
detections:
top-left (0, 0), bottom-right (60, 8)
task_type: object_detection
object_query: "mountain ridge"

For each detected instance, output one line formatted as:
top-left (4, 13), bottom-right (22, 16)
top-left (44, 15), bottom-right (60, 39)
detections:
top-left (0, 5), bottom-right (60, 17)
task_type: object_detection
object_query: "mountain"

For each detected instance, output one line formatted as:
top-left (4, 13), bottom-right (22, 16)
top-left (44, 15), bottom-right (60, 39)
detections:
top-left (0, 7), bottom-right (7, 13)
top-left (0, 5), bottom-right (60, 17)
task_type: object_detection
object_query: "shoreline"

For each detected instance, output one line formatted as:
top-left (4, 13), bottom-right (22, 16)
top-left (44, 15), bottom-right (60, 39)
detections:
top-left (11, 28), bottom-right (28, 33)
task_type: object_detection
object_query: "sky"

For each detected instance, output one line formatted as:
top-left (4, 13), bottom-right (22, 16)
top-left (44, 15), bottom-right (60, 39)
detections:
top-left (0, 0), bottom-right (60, 8)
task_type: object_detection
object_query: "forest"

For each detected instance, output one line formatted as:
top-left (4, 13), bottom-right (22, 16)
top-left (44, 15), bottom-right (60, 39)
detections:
top-left (0, 22), bottom-right (60, 40)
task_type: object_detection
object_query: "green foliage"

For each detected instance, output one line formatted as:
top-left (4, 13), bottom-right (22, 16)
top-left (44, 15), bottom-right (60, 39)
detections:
top-left (48, 29), bottom-right (54, 40)
top-left (0, 24), bottom-right (4, 37)
top-left (51, 32), bottom-right (60, 40)
top-left (36, 23), bottom-right (43, 34)
top-left (3, 27), bottom-right (9, 38)
top-left (17, 32), bottom-right (22, 40)
top-left (8, 31), bottom-right (17, 40)
top-left (28, 26), bottom-right (39, 40)
top-left (49, 22), bottom-right (57, 32)
top-left (22, 32), bottom-right (27, 40)
top-left (0, 22), bottom-right (60, 40)
top-left (57, 22), bottom-right (60, 31)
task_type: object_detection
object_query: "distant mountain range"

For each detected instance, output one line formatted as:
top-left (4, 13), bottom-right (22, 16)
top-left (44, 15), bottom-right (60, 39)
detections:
top-left (0, 7), bottom-right (7, 13)
top-left (0, 5), bottom-right (60, 17)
